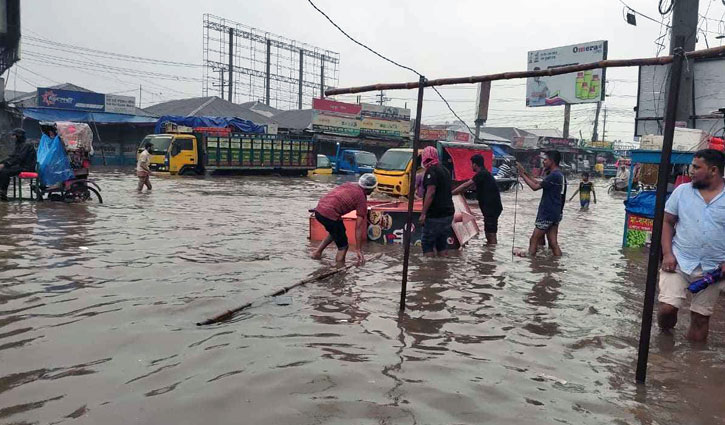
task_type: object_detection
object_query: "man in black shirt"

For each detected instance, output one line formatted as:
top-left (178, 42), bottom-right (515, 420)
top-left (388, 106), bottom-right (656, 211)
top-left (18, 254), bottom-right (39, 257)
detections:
top-left (0, 129), bottom-right (36, 201)
top-left (419, 146), bottom-right (455, 257)
top-left (452, 154), bottom-right (502, 244)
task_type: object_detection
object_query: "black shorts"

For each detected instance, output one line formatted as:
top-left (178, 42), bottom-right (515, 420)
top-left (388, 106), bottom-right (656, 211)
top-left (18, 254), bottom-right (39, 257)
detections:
top-left (315, 211), bottom-right (348, 249)
top-left (483, 215), bottom-right (499, 234)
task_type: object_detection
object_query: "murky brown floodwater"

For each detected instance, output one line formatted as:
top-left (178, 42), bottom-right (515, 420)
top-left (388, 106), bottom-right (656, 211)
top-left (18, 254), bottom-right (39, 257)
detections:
top-left (1, 167), bottom-right (724, 425)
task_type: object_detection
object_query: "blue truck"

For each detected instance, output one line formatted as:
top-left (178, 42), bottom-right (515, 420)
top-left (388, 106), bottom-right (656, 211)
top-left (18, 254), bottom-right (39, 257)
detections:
top-left (330, 144), bottom-right (377, 174)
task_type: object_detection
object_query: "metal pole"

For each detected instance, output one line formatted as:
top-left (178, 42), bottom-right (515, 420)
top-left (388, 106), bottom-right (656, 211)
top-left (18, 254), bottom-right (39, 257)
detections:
top-left (400, 75), bottom-right (426, 312)
top-left (298, 49), bottom-right (304, 109)
top-left (220, 69), bottom-right (225, 99)
top-left (228, 27), bottom-right (234, 103)
top-left (266, 38), bottom-right (271, 105)
top-left (320, 55), bottom-right (325, 99)
top-left (670, 0), bottom-right (698, 127)
top-left (138, 85), bottom-right (142, 109)
top-left (602, 106), bottom-right (607, 141)
top-left (592, 101), bottom-right (601, 141)
top-left (635, 36), bottom-right (685, 384)
top-left (563, 103), bottom-right (571, 139)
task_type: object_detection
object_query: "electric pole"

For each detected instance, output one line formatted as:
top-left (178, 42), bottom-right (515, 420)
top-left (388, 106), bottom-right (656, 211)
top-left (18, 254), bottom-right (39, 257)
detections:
top-left (670, 0), bottom-right (699, 127)
top-left (138, 85), bottom-right (142, 109)
top-left (376, 90), bottom-right (388, 106)
top-left (228, 27), bottom-right (234, 103)
top-left (602, 106), bottom-right (608, 141)
top-left (475, 81), bottom-right (491, 142)
top-left (563, 103), bottom-right (571, 139)
top-left (592, 101), bottom-right (602, 141)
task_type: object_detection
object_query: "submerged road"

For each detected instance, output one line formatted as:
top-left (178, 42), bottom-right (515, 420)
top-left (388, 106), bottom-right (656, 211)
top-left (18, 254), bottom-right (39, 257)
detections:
top-left (1, 168), bottom-right (724, 424)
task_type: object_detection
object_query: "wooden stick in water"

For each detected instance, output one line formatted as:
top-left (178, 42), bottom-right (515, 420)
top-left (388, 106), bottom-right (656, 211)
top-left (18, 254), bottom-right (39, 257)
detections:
top-left (196, 253), bottom-right (383, 326)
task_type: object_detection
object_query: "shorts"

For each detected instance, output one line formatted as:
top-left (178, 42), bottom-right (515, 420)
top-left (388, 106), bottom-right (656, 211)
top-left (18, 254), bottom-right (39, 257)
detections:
top-left (580, 200), bottom-right (590, 208)
top-left (658, 266), bottom-right (723, 316)
top-left (421, 215), bottom-right (453, 254)
top-left (315, 211), bottom-right (348, 249)
top-left (483, 215), bottom-right (499, 234)
top-left (534, 218), bottom-right (560, 231)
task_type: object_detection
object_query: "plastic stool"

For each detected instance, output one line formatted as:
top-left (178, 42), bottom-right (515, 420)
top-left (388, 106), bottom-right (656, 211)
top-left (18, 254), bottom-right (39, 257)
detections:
top-left (12, 172), bottom-right (39, 200)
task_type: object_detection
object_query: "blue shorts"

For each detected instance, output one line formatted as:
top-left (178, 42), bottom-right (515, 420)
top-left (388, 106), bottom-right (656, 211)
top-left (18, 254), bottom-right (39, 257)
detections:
top-left (421, 216), bottom-right (453, 253)
top-left (580, 200), bottom-right (590, 208)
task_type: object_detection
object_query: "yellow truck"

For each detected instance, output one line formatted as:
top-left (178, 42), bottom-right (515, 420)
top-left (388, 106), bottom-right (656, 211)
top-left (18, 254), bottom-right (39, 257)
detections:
top-left (373, 148), bottom-right (419, 197)
top-left (137, 129), bottom-right (316, 175)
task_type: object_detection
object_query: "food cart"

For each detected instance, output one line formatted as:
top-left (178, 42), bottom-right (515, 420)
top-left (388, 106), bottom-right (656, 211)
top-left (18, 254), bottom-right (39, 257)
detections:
top-left (621, 149), bottom-right (694, 248)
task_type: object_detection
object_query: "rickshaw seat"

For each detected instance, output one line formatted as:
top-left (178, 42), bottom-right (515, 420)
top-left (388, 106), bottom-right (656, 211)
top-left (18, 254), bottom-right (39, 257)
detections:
top-left (18, 172), bottom-right (38, 179)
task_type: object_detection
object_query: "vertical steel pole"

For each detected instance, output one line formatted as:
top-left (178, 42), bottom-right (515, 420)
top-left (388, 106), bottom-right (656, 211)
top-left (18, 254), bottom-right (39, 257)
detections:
top-left (320, 55), bottom-right (325, 99)
top-left (265, 39), bottom-right (271, 105)
top-left (298, 49), bottom-right (304, 109)
top-left (228, 27), bottom-right (234, 103)
top-left (635, 37), bottom-right (685, 384)
top-left (563, 103), bottom-right (571, 139)
top-left (400, 76), bottom-right (426, 311)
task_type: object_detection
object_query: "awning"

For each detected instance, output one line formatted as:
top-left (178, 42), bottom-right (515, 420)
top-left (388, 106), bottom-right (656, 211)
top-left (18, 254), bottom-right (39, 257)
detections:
top-left (22, 107), bottom-right (158, 124)
top-left (490, 144), bottom-right (514, 159)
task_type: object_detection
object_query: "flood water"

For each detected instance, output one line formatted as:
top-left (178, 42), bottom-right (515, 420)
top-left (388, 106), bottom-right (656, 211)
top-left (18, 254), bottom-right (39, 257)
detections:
top-left (1, 168), bottom-right (724, 425)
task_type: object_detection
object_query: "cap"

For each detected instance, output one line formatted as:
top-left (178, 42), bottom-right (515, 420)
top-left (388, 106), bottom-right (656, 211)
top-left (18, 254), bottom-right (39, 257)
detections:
top-left (358, 173), bottom-right (378, 190)
top-left (12, 128), bottom-right (25, 137)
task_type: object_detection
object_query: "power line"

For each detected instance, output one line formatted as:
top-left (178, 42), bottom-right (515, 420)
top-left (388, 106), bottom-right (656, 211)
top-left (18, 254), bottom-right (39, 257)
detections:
top-left (306, 0), bottom-right (477, 137)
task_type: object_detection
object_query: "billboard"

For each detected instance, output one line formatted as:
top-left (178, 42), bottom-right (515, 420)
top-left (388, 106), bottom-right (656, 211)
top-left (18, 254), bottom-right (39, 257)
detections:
top-left (37, 88), bottom-right (137, 114)
top-left (37, 88), bottom-right (105, 111)
top-left (526, 40), bottom-right (607, 107)
top-left (635, 58), bottom-right (725, 136)
top-left (312, 98), bottom-right (410, 139)
top-left (105, 94), bottom-right (136, 114)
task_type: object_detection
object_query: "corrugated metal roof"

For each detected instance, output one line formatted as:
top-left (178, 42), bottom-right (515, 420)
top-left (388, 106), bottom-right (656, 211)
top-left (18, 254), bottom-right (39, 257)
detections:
top-left (272, 109), bottom-right (313, 130)
top-left (143, 96), bottom-right (275, 124)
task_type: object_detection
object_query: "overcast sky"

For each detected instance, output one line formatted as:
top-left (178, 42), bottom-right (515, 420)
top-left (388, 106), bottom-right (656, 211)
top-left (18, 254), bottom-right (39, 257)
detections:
top-left (16, 0), bottom-right (725, 142)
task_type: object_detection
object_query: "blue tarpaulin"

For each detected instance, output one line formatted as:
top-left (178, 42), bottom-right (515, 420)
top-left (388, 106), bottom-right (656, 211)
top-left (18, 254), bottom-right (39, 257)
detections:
top-left (154, 115), bottom-right (266, 134)
top-left (624, 190), bottom-right (671, 218)
top-left (37, 134), bottom-right (74, 186)
top-left (490, 144), bottom-right (513, 159)
top-left (22, 108), bottom-right (158, 124)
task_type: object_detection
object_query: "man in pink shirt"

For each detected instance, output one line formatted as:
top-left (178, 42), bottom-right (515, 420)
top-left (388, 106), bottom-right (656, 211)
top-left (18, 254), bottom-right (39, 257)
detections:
top-left (312, 174), bottom-right (377, 266)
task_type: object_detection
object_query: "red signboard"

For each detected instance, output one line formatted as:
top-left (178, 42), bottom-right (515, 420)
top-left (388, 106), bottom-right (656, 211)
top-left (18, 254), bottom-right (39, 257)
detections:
top-left (420, 129), bottom-right (448, 141)
top-left (454, 132), bottom-right (470, 142)
top-left (628, 214), bottom-right (653, 231)
top-left (312, 98), bottom-right (362, 116)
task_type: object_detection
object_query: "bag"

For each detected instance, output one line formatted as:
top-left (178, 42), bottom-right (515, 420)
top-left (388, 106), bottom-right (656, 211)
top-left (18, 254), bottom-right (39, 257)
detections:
top-left (37, 134), bottom-right (74, 186)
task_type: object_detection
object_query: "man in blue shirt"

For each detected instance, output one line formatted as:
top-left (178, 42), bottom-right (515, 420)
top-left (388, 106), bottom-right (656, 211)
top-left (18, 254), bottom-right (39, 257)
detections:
top-left (658, 149), bottom-right (725, 342)
top-left (516, 150), bottom-right (566, 257)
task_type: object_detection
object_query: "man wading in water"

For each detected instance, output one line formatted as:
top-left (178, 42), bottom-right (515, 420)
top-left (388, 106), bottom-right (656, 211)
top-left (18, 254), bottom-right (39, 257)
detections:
top-left (452, 154), bottom-right (502, 245)
top-left (312, 173), bottom-right (377, 267)
top-left (658, 149), bottom-right (725, 342)
top-left (515, 150), bottom-right (566, 257)
top-left (419, 146), bottom-right (455, 257)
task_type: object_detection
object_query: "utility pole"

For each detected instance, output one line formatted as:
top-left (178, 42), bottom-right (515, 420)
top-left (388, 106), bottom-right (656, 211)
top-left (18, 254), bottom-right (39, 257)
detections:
top-left (377, 90), bottom-right (386, 105)
top-left (602, 106), bottom-right (608, 141)
top-left (298, 49), bottom-right (304, 109)
top-left (138, 85), bottom-right (142, 109)
top-left (320, 55), bottom-right (325, 99)
top-left (228, 27), bottom-right (234, 103)
top-left (669, 0), bottom-right (699, 127)
top-left (220, 69), bottom-right (225, 100)
top-left (592, 101), bottom-right (602, 141)
top-left (475, 81), bottom-right (491, 142)
top-left (265, 38), bottom-right (271, 105)
top-left (563, 103), bottom-right (571, 139)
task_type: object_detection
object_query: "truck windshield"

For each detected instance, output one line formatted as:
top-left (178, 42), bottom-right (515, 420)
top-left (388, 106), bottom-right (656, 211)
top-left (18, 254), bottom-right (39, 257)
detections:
top-left (139, 135), bottom-right (172, 155)
top-left (317, 155), bottom-right (331, 168)
top-left (355, 152), bottom-right (377, 167)
top-left (376, 150), bottom-right (411, 171)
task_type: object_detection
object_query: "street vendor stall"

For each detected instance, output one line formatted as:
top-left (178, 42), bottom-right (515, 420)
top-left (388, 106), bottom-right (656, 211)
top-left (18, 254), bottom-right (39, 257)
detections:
top-left (622, 149), bottom-right (694, 248)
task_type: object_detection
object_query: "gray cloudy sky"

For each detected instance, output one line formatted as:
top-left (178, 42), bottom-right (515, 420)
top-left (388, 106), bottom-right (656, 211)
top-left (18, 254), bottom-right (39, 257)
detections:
top-left (16, 0), bottom-right (725, 141)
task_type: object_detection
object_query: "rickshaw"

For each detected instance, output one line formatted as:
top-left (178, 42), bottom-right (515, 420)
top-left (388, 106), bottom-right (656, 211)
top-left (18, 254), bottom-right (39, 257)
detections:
top-left (33, 121), bottom-right (103, 203)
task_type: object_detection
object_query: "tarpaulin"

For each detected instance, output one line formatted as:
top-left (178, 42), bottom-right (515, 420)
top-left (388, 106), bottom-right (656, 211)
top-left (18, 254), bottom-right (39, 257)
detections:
top-left (154, 115), bottom-right (266, 134)
top-left (624, 190), bottom-right (671, 218)
top-left (22, 108), bottom-right (157, 124)
top-left (444, 147), bottom-right (493, 181)
top-left (490, 144), bottom-right (513, 159)
top-left (37, 134), bottom-right (74, 186)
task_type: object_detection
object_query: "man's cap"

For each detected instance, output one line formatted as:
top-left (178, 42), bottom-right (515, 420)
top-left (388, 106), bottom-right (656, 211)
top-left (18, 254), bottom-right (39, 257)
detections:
top-left (12, 128), bottom-right (25, 137)
top-left (358, 173), bottom-right (378, 190)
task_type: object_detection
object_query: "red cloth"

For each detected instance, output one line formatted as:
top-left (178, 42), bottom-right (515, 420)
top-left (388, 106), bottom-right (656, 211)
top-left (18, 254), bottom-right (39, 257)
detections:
top-left (421, 146), bottom-right (439, 168)
top-left (315, 182), bottom-right (368, 221)
top-left (444, 147), bottom-right (493, 181)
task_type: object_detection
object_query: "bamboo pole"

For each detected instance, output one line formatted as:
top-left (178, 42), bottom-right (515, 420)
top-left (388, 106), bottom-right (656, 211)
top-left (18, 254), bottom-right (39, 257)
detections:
top-left (197, 253), bottom-right (383, 326)
top-left (325, 45), bottom-right (725, 96)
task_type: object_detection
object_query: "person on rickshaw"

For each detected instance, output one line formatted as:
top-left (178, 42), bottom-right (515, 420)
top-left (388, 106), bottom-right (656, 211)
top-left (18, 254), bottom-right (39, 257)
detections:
top-left (0, 129), bottom-right (36, 201)
top-left (613, 163), bottom-right (630, 191)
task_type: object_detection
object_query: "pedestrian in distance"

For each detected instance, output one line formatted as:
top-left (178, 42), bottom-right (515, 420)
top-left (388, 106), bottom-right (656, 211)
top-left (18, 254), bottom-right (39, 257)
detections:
top-left (452, 154), bottom-right (502, 245)
top-left (137, 141), bottom-right (153, 192)
top-left (658, 149), bottom-right (725, 342)
top-left (515, 150), bottom-right (566, 257)
top-left (0, 129), bottom-right (36, 202)
top-left (418, 146), bottom-right (455, 257)
top-left (311, 173), bottom-right (377, 267)
top-left (569, 172), bottom-right (596, 210)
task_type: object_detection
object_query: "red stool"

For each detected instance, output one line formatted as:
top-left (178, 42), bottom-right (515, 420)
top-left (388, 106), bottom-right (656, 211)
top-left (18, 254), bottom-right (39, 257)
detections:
top-left (12, 172), bottom-right (39, 200)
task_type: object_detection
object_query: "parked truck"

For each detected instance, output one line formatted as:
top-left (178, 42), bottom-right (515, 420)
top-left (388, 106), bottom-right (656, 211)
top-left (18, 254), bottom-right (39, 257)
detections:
top-left (330, 144), bottom-right (377, 174)
top-left (137, 126), bottom-right (316, 175)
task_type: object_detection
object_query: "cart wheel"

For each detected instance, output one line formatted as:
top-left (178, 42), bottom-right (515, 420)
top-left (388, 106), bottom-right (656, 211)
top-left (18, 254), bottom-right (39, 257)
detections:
top-left (81, 186), bottom-right (103, 203)
top-left (607, 185), bottom-right (614, 194)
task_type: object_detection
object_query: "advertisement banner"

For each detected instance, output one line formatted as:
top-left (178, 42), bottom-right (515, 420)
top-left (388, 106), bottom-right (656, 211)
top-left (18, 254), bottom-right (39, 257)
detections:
top-left (526, 40), bottom-right (607, 107)
top-left (360, 118), bottom-right (409, 138)
top-left (105, 94), bottom-right (136, 114)
top-left (312, 98), bottom-right (362, 116)
top-left (420, 129), bottom-right (448, 141)
top-left (626, 214), bottom-right (653, 248)
top-left (360, 103), bottom-right (410, 121)
top-left (37, 88), bottom-right (105, 111)
top-left (311, 111), bottom-right (360, 136)
top-left (540, 137), bottom-right (579, 148)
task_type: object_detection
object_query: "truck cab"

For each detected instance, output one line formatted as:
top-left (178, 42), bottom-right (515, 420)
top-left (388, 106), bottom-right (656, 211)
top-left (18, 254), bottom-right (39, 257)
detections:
top-left (332, 145), bottom-right (377, 174)
top-left (137, 133), bottom-right (202, 175)
top-left (374, 148), bottom-right (419, 197)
